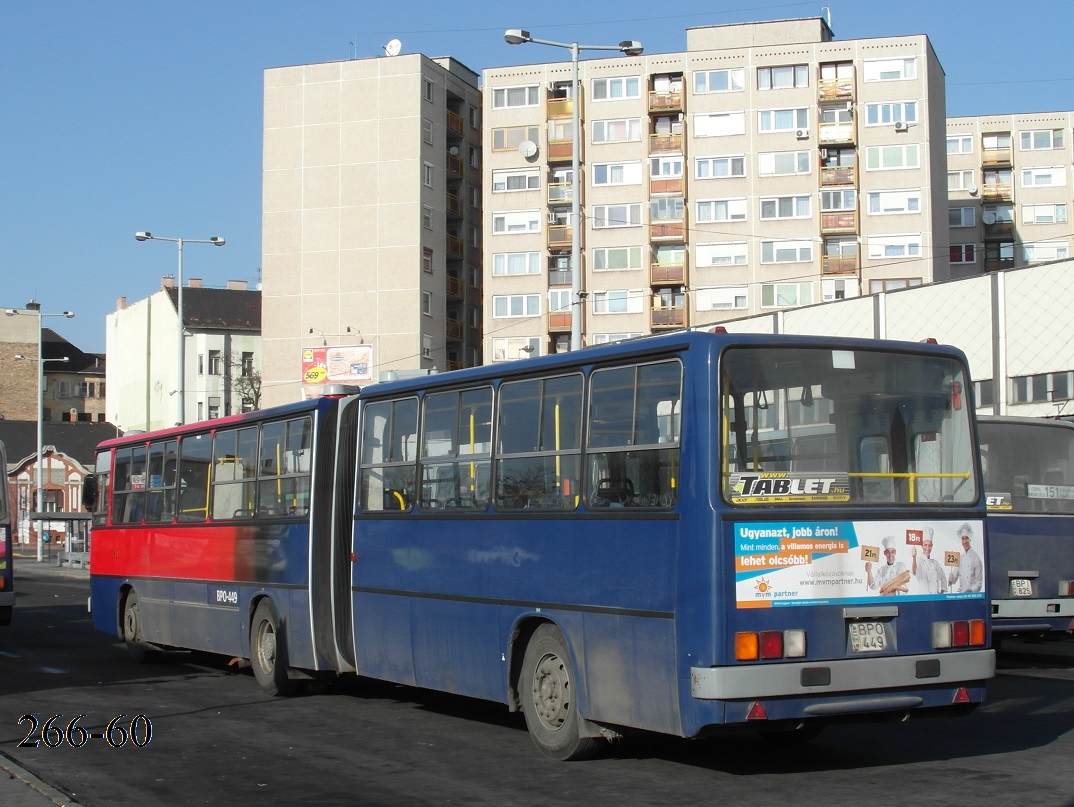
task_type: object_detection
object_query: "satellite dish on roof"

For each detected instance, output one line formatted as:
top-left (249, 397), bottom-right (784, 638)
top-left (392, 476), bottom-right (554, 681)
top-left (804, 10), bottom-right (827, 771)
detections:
top-left (518, 140), bottom-right (538, 159)
top-left (383, 38), bottom-right (402, 57)
top-left (982, 211), bottom-right (996, 225)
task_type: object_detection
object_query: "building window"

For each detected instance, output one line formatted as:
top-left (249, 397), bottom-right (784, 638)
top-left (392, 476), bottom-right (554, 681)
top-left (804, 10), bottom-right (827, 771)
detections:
top-left (492, 294), bottom-right (540, 318)
top-left (1011, 371), bottom-right (1074, 404)
top-left (696, 155), bottom-right (745, 179)
top-left (422, 291), bottom-right (433, 316)
top-left (695, 286), bottom-right (747, 310)
top-left (591, 204), bottom-right (642, 229)
top-left (422, 118), bottom-right (433, 144)
top-left (492, 252), bottom-right (540, 276)
top-left (761, 240), bottom-right (812, 264)
top-left (423, 79), bottom-right (433, 102)
top-left (985, 242), bottom-right (1015, 263)
top-left (948, 170), bottom-right (976, 191)
top-left (950, 244), bottom-right (976, 264)
top-left (974, 379), bottom-right (995, 409)
top-left (592, 246), bottom-right (643, 272)
top-left (865, 101), bottom-right (917, 125)
top-left (949, 206), bottom-right (975, 227)
top-left (491, 337), bottom-right (540, 362)
top-left (760, 195), bottom-right (811, 220)
top-left (868, 234), bottom-right (922, 259)
top-left (491, 85), bottom-right (539, 109)
top-left (468, 146), bottom-right (479, 169)
top-left (821, 189), bottom-right (857, 212)
top-left (757, 65), bottom-right (808, 89)
top-left (422, 334), bottom-right (433, 359)
top-left (593, 290), bottom-right (643, 314)
top-left (758, 151), bottom-right (810, 176)
top-left (548, 289), bottom-right (571, 313)
top-left (696, 241), bottom-right (748, 266)
top-left (693, 112), bottom-right (745, 137)
top-left (947, 135), bottom-right (973, 154)
top-left (1022, 203), bottom-right (1068, 225)
top-left (492, 168), bottom-right (539, 192)
top-left (208, 350), bottom-right (223, 375)
top-left (1020, 129), bottom-right (1064, 151)
top-left (241, 352), bottom-right (254, 377)
top-left (693, 68), bottom-right (744, 93)
top-left (865, 144), bottom-right (920, 171)
top-left (492, 125), bottom-right (539, 151)
top-left (650, 197), bottom-right (684, 222)
top-left (822, 278), bottom-right (859, 302)
top-left (863, 57), bottom-right (916, 82)
top-left (468, 105), bottom-right (479, 129)
top-left (1023, 240), bottom-right (1069, 263)
top-left (589, 332), bottom-right (643, 345)
top-left (696, 198), bottom-right (747, 223)
top-left (758, 108), bottom-right (809, 132)
top-left (650, 155), bottom-right (683, 179)
top-left (548, 119), bottom-right (573, 143)
top-left (423, 247), bottom-right (434, 273)
top-left (422, 162), bottom-right (434, 188)
top-left (867, 189), bottom-right (920, 215)
top-left (869, 278), bottom-right (922, 293)
top-left (985, 204), bottom-right (1015, 225)
top-left (198, 354), bottom-right (204, 375)
top-left (591, 76), bottom-right (640, 100)
top-left (1021, 167), bottom-right (1065, 188)
top-left (591, 118), bottom-right (642, 143)
top-left (592, 161), bottom-right (643, 186)
top-left (761, 283), bottom-right (813, 308)
top-left (492, 210), bottom-right (540, 233)
top-left (422, 206), bottom-right (433, 230)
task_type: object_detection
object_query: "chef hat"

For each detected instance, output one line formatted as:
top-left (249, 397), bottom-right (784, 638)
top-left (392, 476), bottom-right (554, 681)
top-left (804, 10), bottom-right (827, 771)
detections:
top-left (957, 523), bottom-right (973, 539)
top-left (922, 526), bottom-right (934, 541)
top-left (881, 536), bottom-right (896, 550)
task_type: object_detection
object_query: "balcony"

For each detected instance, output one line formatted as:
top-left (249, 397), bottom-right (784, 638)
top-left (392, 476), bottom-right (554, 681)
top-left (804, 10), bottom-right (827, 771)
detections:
top-left (820, 165), bottom-right (856, 186)
top-left (983, 220), bottom-right (1014, 239)
top-left (547, 183), bottom-right (574, 205)
top-left (446, 110), bottom-right (464, 136)
top-left (650, 221), bottom-right (685, 240)
top-left (546, 97), bottom-right (574, 119)
top-left (818, 78), bottom-right (855, 102)
top-left (648, 89), bottom-right (683, 113)
top-left (982, 147), bottom-right (1012, 166)
top-left (446, 319), bottom-right (464, 341)
top-left (820, 210), bottom-right (858, 234)
top-left (446, 274), bottom-right (463, 300)
top-left (446, 234), bottom-right (463, 258)
top-left (547, 224), bottom-right (573, 248)
top-left (651, 306), bottom-right (686, 329)
top-left (446, 192), bottom-right (463, 218)
top-left (982, 183), bottom-right (1013, 202)
top-left (819, 123), bottom-right (855, 145)
top-left (822, 254), bottom-right (859, 275)
top-left (447, 154), bottom-right (464, 177)
top-left (548, 311), bottom-right (572, 332)
top-left (649, 132), bottom-right (683, 153)
top-left (649, 177), bottom-right (683, 195)
top-left (548, 269), bottom-right (572, 286)
top-left (651, 258), bottom-right (687, 284)
top-left (547, 139), bottom-right (574, 161)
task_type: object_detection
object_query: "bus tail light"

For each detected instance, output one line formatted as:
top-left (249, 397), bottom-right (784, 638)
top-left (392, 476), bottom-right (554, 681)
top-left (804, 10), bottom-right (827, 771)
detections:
top-left (932, 619), bottom-right (987, 648)
top-left (746, 701), bottom-right (768, 720)
top-left (1058, 580), bottom-right (1074, 596)
top-left (736, 630), bottom-right (807, 660)
top-left (952, 687), bottom-right (971, 704)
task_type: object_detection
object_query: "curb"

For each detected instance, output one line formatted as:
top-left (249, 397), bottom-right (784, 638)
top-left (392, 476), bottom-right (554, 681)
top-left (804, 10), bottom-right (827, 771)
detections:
top-left (0, 754), bottom-right (78, 806)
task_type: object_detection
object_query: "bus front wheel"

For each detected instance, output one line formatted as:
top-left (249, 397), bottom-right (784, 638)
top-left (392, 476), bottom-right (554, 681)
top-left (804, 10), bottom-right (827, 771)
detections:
top-left (519, 624), bottom-right (601, 760)
top-left (250, 599), bottom-right (299, 696)
top-left (122, 590), bottom-right (155, 663)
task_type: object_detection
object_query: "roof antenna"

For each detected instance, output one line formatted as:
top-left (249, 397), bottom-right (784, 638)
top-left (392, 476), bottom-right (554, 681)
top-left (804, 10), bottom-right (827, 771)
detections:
top-left (821, 6), bottom-right (832, 28)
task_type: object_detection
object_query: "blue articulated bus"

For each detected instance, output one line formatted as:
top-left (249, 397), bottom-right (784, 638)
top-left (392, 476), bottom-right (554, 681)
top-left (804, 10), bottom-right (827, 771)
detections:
top-left (89, 331), bottom-right (994, 759)
top-left (978, 415), bottom-right (1074, 640)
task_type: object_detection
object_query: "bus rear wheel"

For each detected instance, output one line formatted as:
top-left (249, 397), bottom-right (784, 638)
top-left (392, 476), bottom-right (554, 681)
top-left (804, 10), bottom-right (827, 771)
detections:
top-left (122, 590), bottom-right (156, 663)
top-left (250, 599), bottom-right (299, 696)
top-left (519, 624), bottom-right (601, 760)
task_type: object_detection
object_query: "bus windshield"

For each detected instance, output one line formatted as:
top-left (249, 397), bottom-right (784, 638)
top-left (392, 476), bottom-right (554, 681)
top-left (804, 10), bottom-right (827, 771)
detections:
top-left (979, 418), bottom-right (1074, 513)
top-left (721, 346), bottom-right (977, 506)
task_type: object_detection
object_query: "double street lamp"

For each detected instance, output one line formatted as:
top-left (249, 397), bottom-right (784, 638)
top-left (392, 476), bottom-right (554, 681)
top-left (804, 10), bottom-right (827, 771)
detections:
top-left (504, 29), bottom-right (643, 352)
top-left (135, 232), bottom-right (226, 425)
top-left (6, 303), bottom-right (74, 561)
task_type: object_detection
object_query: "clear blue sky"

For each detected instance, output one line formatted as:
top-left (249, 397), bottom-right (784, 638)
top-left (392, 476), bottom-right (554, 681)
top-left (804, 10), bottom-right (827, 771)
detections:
top-left (2, 0), bottom-right (1070, 353)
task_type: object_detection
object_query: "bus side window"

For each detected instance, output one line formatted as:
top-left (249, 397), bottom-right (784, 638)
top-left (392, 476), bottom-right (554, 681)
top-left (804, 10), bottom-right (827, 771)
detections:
top-left (360, 398), bottom-right (418, 513)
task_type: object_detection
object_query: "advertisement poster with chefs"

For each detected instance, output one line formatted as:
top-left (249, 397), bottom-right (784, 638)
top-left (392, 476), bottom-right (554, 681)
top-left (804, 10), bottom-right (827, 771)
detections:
top-left (734, 519), bottom-right (986, 608)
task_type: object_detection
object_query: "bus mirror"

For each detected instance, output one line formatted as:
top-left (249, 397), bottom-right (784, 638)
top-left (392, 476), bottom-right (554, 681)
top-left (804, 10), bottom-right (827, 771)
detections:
top-left (81, 474), bottom-right (97, 511)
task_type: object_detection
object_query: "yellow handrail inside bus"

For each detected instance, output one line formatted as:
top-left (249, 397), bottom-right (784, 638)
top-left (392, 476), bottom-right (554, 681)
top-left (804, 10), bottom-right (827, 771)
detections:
top-left (848, 471), bottom-right (971, 503)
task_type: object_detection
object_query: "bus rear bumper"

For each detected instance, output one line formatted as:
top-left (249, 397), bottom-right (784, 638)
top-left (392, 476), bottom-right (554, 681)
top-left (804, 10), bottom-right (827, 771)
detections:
top-left (690, 648), bottom-right (995, 700)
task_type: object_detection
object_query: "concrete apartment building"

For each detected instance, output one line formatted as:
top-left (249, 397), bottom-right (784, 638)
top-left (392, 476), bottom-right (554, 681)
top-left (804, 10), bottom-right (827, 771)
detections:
top-left (947, 111), bottom-right (1073, 279)
top-left (106, 279), bottom-right (261, 432)
top-left (260, 52), bottom-right (483, 408)
top-left (481, 18), bottom-right (950, 359)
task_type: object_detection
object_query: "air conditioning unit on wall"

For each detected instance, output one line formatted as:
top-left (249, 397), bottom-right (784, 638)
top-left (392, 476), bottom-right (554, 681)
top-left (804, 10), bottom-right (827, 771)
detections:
top-left (894, 121), bottom-right (908, 132)
top-left (795, 128), bottom-right (810, 140)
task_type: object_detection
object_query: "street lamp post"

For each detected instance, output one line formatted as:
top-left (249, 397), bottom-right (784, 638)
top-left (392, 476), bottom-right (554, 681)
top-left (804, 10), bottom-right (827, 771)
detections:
top-left (6, 303), bottom-right (74, 561)
top-left (504, 29), bottom-right (643, 352)
top-left (135, 232), bottom-right (226, 425)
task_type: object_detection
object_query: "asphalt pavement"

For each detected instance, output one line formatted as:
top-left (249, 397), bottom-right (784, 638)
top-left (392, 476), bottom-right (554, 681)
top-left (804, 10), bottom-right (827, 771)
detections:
top-left (2, 550), bottom-right (88, 806)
